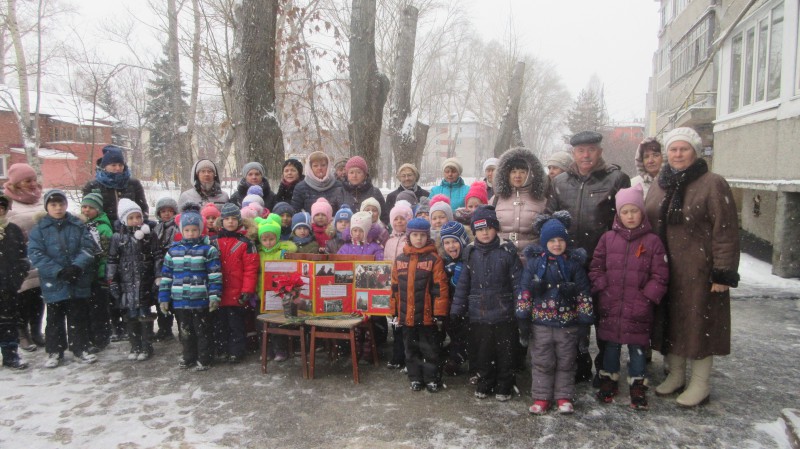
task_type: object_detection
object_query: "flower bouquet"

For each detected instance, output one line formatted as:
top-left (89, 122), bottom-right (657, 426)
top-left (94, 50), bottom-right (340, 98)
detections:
top-left (272, 273), bottom-right (305, 317)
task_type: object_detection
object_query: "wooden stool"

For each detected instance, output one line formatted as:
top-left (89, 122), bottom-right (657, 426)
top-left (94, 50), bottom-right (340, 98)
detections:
top-left (257, 314), bottom-right (307, 378)
top-left (306, 317), bottom-right (379, 384)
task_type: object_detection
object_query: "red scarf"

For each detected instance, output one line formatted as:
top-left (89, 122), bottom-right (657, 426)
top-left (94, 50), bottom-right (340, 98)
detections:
top-left (312, 223), bottom-right (331, 248)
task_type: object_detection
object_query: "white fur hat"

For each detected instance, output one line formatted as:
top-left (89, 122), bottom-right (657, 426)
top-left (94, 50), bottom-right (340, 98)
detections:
top-left (664, 127), bottom-right (703, 155)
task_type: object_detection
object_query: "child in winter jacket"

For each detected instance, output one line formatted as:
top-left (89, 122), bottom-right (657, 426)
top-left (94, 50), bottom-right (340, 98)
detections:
top-left (310, 198), bottom-right (334, 250)
top-left (384, 201), bottom-right (412, 262)
top-left (152, 196), bottom-right (179, 340)
top-left (291, 211), bottom-right (319, 254)
top-left (589, 184), bottom-right (669, 410)
top-left (0, 194), bottom-right (31, 369)
top-left (454, 181), bottom-right (488, 226)
top-left (390, 218), bottom-right (449, 392)
top-left (28, 190), bottom-right (99, 368)
top-left (108, 199), bottom-right (157, 361)
top-left (201, 203), bottom-right (221, 240)
top-left (337, 211), bottom-right (384, 261)
top-left (517, 212), bottom-right (593, 415)
top-left (384, 201), bottom-right (413, 369)
top-left (450, 206), bottom-right (522, 401)
top-left (158, 203), bottom-right (222, 371)
top-left (440, 221), bottom-right (471, 376)
top-left (80, 192), bottom-right (114, 350)
top-left (428, 195), bottom-right (452, 246)
top-left (361, 197), bottom-right (389, 245)
top-left (213, 203), bottom-right (259, 363)
top-left (254, 214), bottom-right (297, 361)
top-left (325, 204), bottom-right (352, 254)
top-left (272, 202), bottom-right (295, 241)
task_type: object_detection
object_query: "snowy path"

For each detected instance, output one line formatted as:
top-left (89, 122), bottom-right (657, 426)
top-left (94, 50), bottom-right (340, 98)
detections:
top-left (1, 255), bottom-right (798, 448)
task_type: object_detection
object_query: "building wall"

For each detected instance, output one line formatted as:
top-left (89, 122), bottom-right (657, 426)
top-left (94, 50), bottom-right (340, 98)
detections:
top-left (714, 116), bottom-right (800, 180)
top-left (739, 189), bottom-right (778, 242)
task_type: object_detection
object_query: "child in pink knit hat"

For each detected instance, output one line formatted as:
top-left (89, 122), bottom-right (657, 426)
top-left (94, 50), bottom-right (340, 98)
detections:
top-left (310, 197), bottom-right (334, 250)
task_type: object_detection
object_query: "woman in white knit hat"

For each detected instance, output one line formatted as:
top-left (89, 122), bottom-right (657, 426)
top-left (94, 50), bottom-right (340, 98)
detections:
top-left (430, 158), bottom-right (471, 211)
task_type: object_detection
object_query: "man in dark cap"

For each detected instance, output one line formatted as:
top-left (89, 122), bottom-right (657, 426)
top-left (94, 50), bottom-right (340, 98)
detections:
top-left (547, 130), bottom-right (630, 384)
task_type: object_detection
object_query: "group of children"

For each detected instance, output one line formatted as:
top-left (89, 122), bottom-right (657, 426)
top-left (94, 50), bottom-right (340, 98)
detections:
top-left (5, 180), bottom-right (669, 416)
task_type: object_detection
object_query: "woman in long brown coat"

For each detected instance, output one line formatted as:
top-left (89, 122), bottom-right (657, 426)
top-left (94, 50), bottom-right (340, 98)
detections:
top-left (644, 127), bottom-right (740, 408)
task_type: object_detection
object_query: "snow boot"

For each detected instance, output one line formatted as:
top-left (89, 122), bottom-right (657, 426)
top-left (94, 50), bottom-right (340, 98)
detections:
top-left (676, 356), bottom-right (712, 407)
top-left (410, 381), bottom-right (423, 392)
top-left (556, 399), bottom-right (574, 414)
top-left (629, 377), bottom-right (649, 410)
top-left (656, 354), bottom-right (686, 396)
top-left (529, 400), bottom-right (550, 415)
top-left (18, 327), bottom-right (37, 352)
top-left (596, 370), bottom-right (619, 403)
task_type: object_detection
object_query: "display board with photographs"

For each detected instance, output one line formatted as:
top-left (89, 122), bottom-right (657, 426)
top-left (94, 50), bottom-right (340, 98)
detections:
top-left (307, 261), bottom-right (355, 316)
top-left (353, 262), bottom-right (393, 316)
top-left (260, 261), bottom-right (315, 313)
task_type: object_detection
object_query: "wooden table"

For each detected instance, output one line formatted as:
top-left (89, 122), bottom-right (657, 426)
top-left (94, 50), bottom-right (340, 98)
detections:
top-left (257, 313), bottom-right (307, 378)
top-left (305, 317), bottom-right (379, 384)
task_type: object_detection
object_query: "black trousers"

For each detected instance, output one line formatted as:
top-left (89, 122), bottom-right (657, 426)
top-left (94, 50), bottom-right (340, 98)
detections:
top-left (88, 281), bottom-right (112, 347)
top-left (125, 312), bottom-right (154, 354)
top-left (0, 291), bottom-right (20, 361)
top-left (390, 325), bottom-right (405, 365)
top-left (403, 325), bottom-right (442, 384)
top-left (177, 308), bottom-right (211, 365)
top-left (446, 315), bottom-right (469, 366)
top-left (17, 287), bottom-right (44, 336)
top-left (472, 321), bottom-right (516, 395)
top-left (45, 298), bottom-right (90, 356)
top-left (213, 307), bottom-right (246, 358)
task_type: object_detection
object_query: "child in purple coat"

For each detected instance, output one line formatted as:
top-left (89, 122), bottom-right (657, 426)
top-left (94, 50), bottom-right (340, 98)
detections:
top-left (589, 184), bottom-right (669, 410)
top-left (337, 211), bottom-right (384, 261)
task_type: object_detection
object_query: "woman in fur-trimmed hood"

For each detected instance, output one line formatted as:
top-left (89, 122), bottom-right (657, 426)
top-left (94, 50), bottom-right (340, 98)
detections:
top-left (492, 147), bottom-right (548, 251)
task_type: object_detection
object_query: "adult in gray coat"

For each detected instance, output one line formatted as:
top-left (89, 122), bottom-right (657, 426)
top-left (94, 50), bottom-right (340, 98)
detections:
top-left (178, 160), bottom-right (230, 209)
top-left (547, 131), bottom-right (631, 383)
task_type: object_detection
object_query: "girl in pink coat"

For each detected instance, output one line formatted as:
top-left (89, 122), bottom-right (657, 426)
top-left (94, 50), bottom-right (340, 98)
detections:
top-left (589, 184), bottom-right (669, 410)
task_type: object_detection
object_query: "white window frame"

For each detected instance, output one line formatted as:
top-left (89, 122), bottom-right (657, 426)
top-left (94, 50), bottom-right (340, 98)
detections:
top-left (0, 154), bottom-right (8, 179)
top-left (670, 13), bottom-right (714, 83)
top-left (726, 1), bottom-right (785, 114)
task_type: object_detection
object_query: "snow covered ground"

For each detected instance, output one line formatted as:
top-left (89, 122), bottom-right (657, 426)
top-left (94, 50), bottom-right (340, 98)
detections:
top-left (1, 252), bottom-right (798, 449)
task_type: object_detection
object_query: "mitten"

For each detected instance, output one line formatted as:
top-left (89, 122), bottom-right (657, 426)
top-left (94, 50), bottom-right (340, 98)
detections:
top-left (209, 300), bottom-right (220, 312)
top-left (518, 319), bottom-right (531, 347)
top-left (58, 265), bottom-right (82, 283)
top-left (238, 293), bottom-right (249, 306)
top-left (159, 302), bottom-right (170, 314)
top-left (109, 282), bottom-right (121, 300)
top-left (559, 282), bottom-right (577, 298)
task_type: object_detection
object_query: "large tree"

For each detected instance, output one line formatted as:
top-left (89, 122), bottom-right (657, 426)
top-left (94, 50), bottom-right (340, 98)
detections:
top-left (566, 83), bottom-right (608, 135)
top-left (143, 55), bottom-right (188, 186)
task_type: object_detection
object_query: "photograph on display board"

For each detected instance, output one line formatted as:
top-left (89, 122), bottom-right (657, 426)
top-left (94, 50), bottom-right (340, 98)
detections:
top-left (261, 261), bottom-right (300, 312)
top-left (356, 291), bottom-right (369, 311)
top-left (301, 263), bottom-right (309, 277)
top-left (371, 294), bottom-right (390, 310)
top-left (334, 269), bottom-right (354, 284)
top-left (298, 299), bottom-right (313, 312)
top-left (354, 263), bottom-right (392, 289)
top-left (315, 263), bottom-right (334, 276)
top-left (324, 299), bottom-right (343, 313)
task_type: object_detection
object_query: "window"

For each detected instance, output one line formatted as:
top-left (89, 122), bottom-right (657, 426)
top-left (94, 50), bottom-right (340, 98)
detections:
top-left (671, 13), bottom-right (714, 82)
top-left (0, 154), bottom-right (8, 179)
top-left (728, 2), bottom-right (784, 113)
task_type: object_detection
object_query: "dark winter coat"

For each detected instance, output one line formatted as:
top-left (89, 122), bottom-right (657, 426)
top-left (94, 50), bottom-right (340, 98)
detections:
top-left (390, 240), bottom-right (449, 327)
top-left (325, 234), bottom-right (346, 255)
top-left (178, 160), bottom-right (230, 208)
top-left (450, 237), bottom-right (523, 324)
top-left (82, 178), bottom-right (148, 224)
top-left (341, 177), bottom-right (389, 224)
top-left (336, 225), bottom-right (384, 260)
top-left (385, 184), bottom-right (430, 213)
top-left (158, 236), bottom-right (222, 309)
top-left (152, 219), bottom-right (178, 276)
top-left (546, 158), bottom-right (631, 260)
top-left (430, 177), bottom-right (470, 211)
top-left (229, 178), bottom-right (276, 210)
top-left (27, 213), bottom-right (97, 303)
top-left (645, 168), bottom-right (739, 359)
top-left (589, 215), bottom-right (669, 346)
top-left (517, 244), bottom-right (593, 328)
top-left (492, 147), bottom-right (548, 250)
top-left (274, 179), bottom-right (302, 205)
top-left (107, 227), bottom-right (156, 310)
top-left (0, 219), bottom-right (29, 294)
top-left (216, 229), bottom-right (259, 307)
top-left (289, 180), bottom-right (346, 215)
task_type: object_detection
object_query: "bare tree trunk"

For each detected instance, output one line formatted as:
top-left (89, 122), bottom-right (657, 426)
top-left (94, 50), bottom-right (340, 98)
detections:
top-left (186, 0), bottom-right (202, 164)
top-left (388, 5), bottom-right (427, 174)
top-left (493, 61), bottom-right (526, 157)
top-left (5, 0), bottom-right (40, 177)
top-left (232, 0), bottom-right (284, 184)
top-left (349, 0), bottom-right (389, 176)
top-left (0, 24), bottom-right (5, 85)
top-left (167, 0), bottom-right (191, 190)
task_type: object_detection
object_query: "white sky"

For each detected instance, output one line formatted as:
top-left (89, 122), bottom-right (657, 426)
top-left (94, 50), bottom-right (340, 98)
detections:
top-left (68, 0), bottom-right (660, 122)
top-left (464, 0), bottom-right (660, 122)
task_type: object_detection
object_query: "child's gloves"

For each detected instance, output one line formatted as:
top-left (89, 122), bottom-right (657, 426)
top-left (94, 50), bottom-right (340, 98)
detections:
top-left (238, 293), bottom-right (250, 306)
top-left (434, 317), bottom-right (445, 332)
top-left (517, 319), bottom-right (531, 347)
top-left (159, 302), bottom-right (170, 314)
top-left (559, 282), bottom-right (577, 298)
top-left (109, 282), bottom-right (121, 300)
top-left (57, 265), bottom-right (83, 283)
top-left (209, 300), bottom-right (220, 312)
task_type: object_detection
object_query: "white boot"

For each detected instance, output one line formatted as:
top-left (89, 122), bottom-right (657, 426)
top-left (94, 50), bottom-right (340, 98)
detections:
top-left (655, 354), bottom-right (686, 396)
top-left (676, 356), bottom-right (712, 407)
